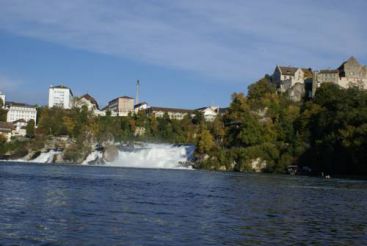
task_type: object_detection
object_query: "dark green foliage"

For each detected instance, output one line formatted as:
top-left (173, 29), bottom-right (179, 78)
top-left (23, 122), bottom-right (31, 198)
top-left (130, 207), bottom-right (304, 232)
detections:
top-left (26, 119), bottom-right (35, 138)
top-left (247, 75), bottom-right (275, 101)
top-left (33, 106), bottom-right (199, 146)
top-left (297, 83), bottom-right (367, 175)
top-left (197, 78), bottom-right (367, 175)
top-left (0, 108), bottom-right (7, 122)
top-left (0, 140), bottom-right (29, 158)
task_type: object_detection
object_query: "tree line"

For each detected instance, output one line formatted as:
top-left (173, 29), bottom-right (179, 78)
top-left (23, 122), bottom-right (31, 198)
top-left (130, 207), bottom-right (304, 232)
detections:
top-left (1, 78), bottom-right (366, 175)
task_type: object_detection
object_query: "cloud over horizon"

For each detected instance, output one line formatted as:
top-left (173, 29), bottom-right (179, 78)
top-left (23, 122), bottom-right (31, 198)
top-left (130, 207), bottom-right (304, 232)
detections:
top-left (0, 0), bottom-right (366, 84)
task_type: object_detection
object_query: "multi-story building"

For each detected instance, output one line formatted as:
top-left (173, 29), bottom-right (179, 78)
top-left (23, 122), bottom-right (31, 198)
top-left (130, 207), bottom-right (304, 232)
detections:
top-left (12, 119), bottom-right (27, 137)
top-left (106, 96), bottom-right (134, 116)
top-left (337, 57), bottom-right (367, 89)
top-left (74, 93), bottom-right (105, 116)
top-left (75, 94), bottom-right (99, 111)
top-left (196, 106), bottom-right (219, 122)
top-left (272, 66), bottom-right (313, 92)
top-left (6, 102), bottom-right (37, 124)
top-left (313, 57), bottom-right (367, 93)
top-left (48, 85), bottom-right (73, 109)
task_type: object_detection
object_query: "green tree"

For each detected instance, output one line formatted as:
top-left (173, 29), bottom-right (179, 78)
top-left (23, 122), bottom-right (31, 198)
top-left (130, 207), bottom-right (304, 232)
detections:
top-left (247, 75), bottom-right (276, 101)
top-left (26, 119), bottom-right (36, 138)
top-left (196, 124), bottom-right (215, 154)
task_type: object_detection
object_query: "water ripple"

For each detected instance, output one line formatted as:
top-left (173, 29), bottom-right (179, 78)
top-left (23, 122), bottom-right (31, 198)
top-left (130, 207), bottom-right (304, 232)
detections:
top-left (0, 163), bottom-right (367, 245)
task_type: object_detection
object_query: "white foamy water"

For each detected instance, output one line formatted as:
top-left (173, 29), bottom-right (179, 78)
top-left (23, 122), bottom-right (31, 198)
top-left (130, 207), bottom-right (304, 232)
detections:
top-left (82, 151), bottom-right (103, 165)
top-left (105, 143), bottom-right (195, 169)
top-left (30, 150), bottom-right (60, 163)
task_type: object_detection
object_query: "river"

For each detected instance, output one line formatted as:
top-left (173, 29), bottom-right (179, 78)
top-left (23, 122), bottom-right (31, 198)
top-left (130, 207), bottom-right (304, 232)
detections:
top-left (0, 162), bottom-right (366, 245)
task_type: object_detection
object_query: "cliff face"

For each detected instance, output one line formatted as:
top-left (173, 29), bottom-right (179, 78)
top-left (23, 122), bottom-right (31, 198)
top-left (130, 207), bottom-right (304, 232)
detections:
top-left (287, 83), bottom-right (305, 102)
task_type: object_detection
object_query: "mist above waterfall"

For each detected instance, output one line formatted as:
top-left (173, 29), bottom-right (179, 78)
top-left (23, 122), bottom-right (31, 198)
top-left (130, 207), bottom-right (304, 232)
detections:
top-left (105, 143), bottom-right (195, 169)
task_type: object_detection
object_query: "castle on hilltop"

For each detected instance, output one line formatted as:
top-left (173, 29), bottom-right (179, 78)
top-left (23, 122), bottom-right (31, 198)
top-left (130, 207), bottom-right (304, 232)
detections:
top-left (314, 56), bottom-right (367, 92)
top-left (271, 56), bottom-right (367, 101)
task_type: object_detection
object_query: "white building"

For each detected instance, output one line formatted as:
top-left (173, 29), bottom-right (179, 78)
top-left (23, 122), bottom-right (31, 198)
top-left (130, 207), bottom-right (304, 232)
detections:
top-left (48, 85), bottom-right (73, 109)
top-left (196, 106), bottom-right (219, 122)
top-left (6, 102), bottom-right (37, 124)
top-left (12, 119), bottom-right (27, 137)
top-left (134, 102), bottom-right (149, 113)
top-left (148, 107), bottom-right (193, 120)
top-left (272, 66), bottom-right (313, 92)
top-left (74, 94), bottom-right (105, 116)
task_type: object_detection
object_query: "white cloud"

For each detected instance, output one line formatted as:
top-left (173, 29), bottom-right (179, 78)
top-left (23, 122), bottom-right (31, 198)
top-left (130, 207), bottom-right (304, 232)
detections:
top-left (0, 0), bottom-right (365, 82)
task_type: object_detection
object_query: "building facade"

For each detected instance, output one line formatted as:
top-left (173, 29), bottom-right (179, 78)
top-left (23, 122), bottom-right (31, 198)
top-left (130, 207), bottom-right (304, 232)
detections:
top-left (337, 57), bottom-right (367, 89)
top-left (106, 96), bottom-right (135, 116)
top-left (12, 119), bottom-right (27, 137)
top-left (272, 66), bottom-right (313, 93)
top-left (314, 57), bottom-right (367, 91)
top-left (196, 106), bottom-right (219, 122)
top-left (48, 85), bottom-right (74, 109)
top-left (0, 122), bottom-right (15, 142)
top-left (134, 102), bottom-right (149, 113)
top-left (147, 107), bottom-right (193, 120)
top-left (6, 102), bottom-right (37, 124)
top-left (74, 94), bottom-right (105, 116)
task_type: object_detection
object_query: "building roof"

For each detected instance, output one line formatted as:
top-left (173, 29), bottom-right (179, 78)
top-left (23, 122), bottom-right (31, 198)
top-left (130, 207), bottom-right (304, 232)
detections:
top-left (5, 101), bottom-right (37, 109)
top-left (13, 119), bottom-right (27, 124)
top-left (278, 66), bottom-right (298, 76)
top-left (134, 102), bottom-right (148, 108)
top-left (50, 85), bottom-right (73, 96)
top-left (338, 56), bottom-right (360, 71)
top-left (149, 106), bottom-right (193, 114)
top-left (0, 122), bottom-right (15, 132)
top-left (278, 66), bottom-right (313, 77)
top-left (108, 96), bottom-right (134, 104)
top-left (80, 94), bottom-right (99, 109)
top-left (319, 69), bottom-right (339, 74)
top-left (195, 106), bottom-right (219, 111)
top-left (301, 68), bottom-right (313, 78)
top-left (50, 85), bottom-right (70, 89)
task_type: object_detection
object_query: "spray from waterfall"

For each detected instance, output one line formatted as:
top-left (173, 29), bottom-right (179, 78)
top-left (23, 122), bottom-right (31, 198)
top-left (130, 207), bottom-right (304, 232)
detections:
top-left (104, 143), bottom-right (195, 169)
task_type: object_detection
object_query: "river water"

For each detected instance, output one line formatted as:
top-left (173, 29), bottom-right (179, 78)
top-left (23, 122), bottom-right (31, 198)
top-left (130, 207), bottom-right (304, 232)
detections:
top-left (0, 162), bottom-right (366, 245)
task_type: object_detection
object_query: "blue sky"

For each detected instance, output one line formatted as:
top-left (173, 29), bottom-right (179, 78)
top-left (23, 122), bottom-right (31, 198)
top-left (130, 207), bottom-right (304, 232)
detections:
top-left (0, 0), bottom-right (366, 108)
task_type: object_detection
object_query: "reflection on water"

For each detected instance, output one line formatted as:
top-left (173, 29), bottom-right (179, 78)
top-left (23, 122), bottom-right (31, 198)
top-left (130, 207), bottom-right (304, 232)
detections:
top-left (0, 163), bottom-right (367, 245)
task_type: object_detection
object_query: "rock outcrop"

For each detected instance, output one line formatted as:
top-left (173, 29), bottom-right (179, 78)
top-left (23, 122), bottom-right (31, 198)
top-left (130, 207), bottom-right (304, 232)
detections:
top-left (103, 145), bottom-right (119, 162)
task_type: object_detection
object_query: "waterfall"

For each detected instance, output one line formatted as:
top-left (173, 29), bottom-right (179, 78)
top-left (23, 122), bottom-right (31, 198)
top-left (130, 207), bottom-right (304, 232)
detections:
top-left (82, 151), bottom-right (103, 165)
top-left (105, 143), bottom-right (195, 169)
top-left (29, 150), bottom-right (60, 163)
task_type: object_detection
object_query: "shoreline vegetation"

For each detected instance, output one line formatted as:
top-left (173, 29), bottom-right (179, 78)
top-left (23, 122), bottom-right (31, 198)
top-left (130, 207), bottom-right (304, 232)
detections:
top-left (1, 78), bottom-right (367, 177)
